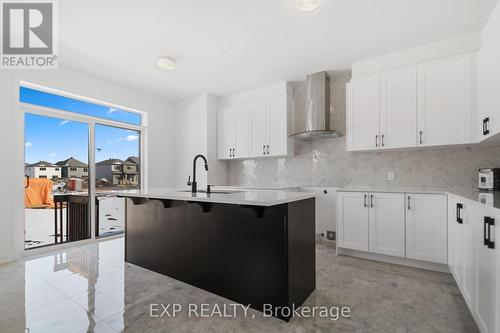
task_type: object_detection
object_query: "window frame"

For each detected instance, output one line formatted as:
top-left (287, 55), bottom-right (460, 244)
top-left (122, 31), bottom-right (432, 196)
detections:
top-left (19, 81), bottom-right (148, 255)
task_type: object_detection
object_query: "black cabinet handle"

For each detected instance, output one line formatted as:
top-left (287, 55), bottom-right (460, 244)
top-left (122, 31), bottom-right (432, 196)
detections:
top-left (407, 196), bottom-right (410, 210)
top-left (263, 145), bottom-right (265, 155)
top-left (370, 194), bottom-right (374, 208)
top-left (363, 194), bottom-right (367, 207)
top-left (381, 135), bottom-right (385, 147)
top-left (483, 117), bottom-right (490, 136)
top-left (419, 131), bottom-right (423, 144)
top-left (484, 217), bottom-right (495, 249)
top-left (456, 203), bottom-right (463, 224)
top-left (375, 135), bottom-right (378, 148)
top-left (266, 145), bottom-right (270, 155)
top-left (233, 148), bottom-right (236, 157)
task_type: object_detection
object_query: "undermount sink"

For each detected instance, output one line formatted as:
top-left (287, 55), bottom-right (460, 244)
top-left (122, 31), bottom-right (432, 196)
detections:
top-left (177, 190), bottom-right (233, 194)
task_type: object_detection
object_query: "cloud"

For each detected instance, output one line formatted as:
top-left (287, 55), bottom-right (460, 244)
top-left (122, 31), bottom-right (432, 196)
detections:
top-left (107, 108), bottom-right (118, 114)
top-left (106, 140), bottom-right (113, 144)
top-left (49, 152), bottom-right (56, 157)
top-left (59, 120), bottom-right (70, 126)
top-left (25, 142), bottom-right (32, 148)
top-left (124, 135), bottom-right (139, 142)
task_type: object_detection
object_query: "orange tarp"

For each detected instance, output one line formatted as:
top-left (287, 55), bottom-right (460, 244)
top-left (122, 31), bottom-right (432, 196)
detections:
top-left (24, 178), bottom-right (55, 208)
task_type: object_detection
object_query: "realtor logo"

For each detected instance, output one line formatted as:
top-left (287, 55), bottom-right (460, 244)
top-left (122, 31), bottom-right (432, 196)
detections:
top-left (1, 0), bottom-right (58, 69)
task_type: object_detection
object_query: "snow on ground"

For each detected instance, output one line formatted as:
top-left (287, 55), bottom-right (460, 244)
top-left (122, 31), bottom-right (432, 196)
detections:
top-left (24, 196), bottom-right (125, 249)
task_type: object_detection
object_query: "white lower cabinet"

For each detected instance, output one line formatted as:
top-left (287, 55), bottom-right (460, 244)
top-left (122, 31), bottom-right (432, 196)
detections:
top-left (338, 191), bottom-right (447, 263)
top-left (337, 191), bottom-right (369, 251)
top-left (338, 191), bottom-right (405, 256)
top-left (368, 193), bottom-right (405, 257)
top-left (405, 193), bottom-right (447, 264)
top-left (448, 196), bottom-right (498, 333)
top-left (474, 206), bottom-right (498, 333)
top-left (448, 197), bottom-right (475, 307)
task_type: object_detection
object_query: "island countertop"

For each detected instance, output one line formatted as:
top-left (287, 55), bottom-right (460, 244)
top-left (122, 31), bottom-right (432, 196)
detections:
top-left (105, 188), bottom-right (316, 207)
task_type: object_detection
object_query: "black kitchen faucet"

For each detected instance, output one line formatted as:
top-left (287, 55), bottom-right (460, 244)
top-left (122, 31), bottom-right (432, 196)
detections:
top-left (187, 154), bottom-right (208, 193)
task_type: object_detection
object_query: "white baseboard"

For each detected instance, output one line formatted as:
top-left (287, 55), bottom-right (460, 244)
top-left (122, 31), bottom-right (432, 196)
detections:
top-left (337, 247), bottom-right (450, 273)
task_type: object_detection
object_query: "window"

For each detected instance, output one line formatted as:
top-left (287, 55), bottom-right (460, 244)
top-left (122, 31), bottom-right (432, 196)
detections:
top-left (126, 166), bottom-right (134, 171)
top-left (83, 168), bottom-right (88, 172)
top-left (112, 165), bottom-right (121, 171)
top-left (39, 167), bottom-right (46, 171)
top-left (52, 176), bottom-right (58, 179)
top-left (39, 175), bottom-right (47, 179)
top-left (55, 168), bottom-right (60, 171)
top-left (20, 87), bottom-right (142, 125)
top-left (70, 167), bottom-right (77, 171)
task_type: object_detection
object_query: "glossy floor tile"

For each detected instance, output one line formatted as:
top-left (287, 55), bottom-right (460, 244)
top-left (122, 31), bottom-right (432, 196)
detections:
top-left (0, 237), bottom-right (478, 333)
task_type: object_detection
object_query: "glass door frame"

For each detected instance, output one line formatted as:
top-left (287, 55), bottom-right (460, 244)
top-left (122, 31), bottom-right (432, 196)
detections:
top-left (19, 87), bottom-right (147, 254)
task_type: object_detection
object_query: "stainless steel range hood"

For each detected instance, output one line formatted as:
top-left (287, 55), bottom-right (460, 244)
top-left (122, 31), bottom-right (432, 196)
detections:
top-left (290, 71), bottom-right (344, 140)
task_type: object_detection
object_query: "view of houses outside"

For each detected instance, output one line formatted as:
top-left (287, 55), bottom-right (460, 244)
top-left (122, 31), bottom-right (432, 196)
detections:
top-left (23, 93), bottom-right (142, 248)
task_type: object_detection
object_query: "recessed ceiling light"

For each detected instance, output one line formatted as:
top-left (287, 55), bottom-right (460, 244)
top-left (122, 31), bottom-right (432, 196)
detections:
top-left (294, 0), bottom-right (322, 12)
top-left (157, 56), bottom-right (176, 70)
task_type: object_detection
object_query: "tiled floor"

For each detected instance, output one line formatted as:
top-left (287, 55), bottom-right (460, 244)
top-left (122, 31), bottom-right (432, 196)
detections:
top-left (0, 237), bottom-right (478, 333)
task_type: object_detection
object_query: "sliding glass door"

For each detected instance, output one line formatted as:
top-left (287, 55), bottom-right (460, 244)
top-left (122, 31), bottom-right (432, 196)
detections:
top-left (21, 85), bottom-right (145, 249)
top-left (95, 124), bottom-right (141, 237)
top-left (24, 113), bottom-right (90, 249)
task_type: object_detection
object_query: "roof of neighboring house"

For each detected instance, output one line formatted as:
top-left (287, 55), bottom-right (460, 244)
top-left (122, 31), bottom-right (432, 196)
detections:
top-left (126, 156), bottom-right (140, 165)
top-left (27, 161), bottom-right (58, 168)
top-left (55, 157), bottom-right (88, 168)
top-left (96, 158), bottom-right (135, 166)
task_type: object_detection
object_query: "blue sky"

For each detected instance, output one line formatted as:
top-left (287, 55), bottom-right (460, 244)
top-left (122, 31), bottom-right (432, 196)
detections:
top-left (23, 88), bottom-right (140, 164)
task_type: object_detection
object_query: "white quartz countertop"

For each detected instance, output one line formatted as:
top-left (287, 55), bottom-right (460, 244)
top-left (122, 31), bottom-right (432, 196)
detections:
top-left (105, 188), bottom-right (315, 207)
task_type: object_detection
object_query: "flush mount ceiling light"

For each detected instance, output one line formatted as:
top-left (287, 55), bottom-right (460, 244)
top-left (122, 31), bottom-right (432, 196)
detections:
top-left (294, 0), bottom-right (322, 12)
top-left (156, 56), bottom-right (176, 70)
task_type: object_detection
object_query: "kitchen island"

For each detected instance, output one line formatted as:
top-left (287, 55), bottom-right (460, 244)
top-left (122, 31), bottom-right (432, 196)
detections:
top-left (113, 188), bottom-right (316, 321)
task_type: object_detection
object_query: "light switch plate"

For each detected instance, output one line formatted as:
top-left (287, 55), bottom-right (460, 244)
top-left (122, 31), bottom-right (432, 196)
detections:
top-left (387, 171), bottom-right (395, 181)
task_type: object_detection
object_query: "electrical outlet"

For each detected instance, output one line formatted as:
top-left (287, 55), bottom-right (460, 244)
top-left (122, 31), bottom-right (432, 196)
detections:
top-left (387, 171), bottom-right (395, 181)
top-left (326, 231), bottom-right (336, 240)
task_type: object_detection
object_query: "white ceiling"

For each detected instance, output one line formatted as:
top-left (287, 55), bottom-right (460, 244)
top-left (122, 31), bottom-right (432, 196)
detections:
top-left (59, 0), bottom-right (497, 101)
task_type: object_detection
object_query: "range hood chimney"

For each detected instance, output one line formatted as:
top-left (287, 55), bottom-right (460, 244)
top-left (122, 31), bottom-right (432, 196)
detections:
top-left (290, 71), bottom-right (344, 140)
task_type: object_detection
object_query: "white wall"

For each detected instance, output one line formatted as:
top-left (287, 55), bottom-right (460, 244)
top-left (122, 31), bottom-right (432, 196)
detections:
top-left (173, 94), bottom-right (227, 189)
top-left (351, 32), bottom-right (481, 78)
top-left (0, 66), bottom-right (176, 264)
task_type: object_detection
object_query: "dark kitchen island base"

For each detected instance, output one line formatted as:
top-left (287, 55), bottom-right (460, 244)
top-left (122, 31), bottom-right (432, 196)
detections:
top-left (124, 197), bottom-right (316, 321)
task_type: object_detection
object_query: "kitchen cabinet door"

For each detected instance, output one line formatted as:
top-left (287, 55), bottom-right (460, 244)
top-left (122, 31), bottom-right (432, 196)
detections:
top-left (478, 3), bottom-right (500, 141)
top-left (218, 107), bottom-right (235, 159)
top-left (233, 104), bottom-right (250, 159)
top-left (250, 100), bottom-right (269, 157)
top-left (461, 202), bottom-right (476, 309)
top-left (346, 76), bottom-right (381, 151)
top-left (368, 193), bottom-right (405, 257)
top-left (474, 207), bottom-right (498, 333)
top-left (449, 197), bottom-right (475, 308)
top-left (416, 55), bottom-right (475, 146)
top-left (380, 67), bottom-right (417, 149)
top-left (267, 95), bottom-right (287, 156)
top-left (337, 192), bottom-right (369, 251)
top-left (405, 194), bottom-right (447, 264)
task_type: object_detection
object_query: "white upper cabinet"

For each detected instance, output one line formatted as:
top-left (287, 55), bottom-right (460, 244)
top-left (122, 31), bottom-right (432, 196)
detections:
top-left (218, 105), bottom-right (250, 160)
top-left (405, 193), bottom-right (447, 264)
top-left (267, 95), bottom-right (288, 157)
top-left (346, 76), bottom-right (380, 151)
top-left (250, 100), bottom-right (268, 157)
top-left (218, 82), bottom-right (291, 160)
top-left (233, 104), bottom-right (250, 159)
top-left (478, 2), bottom-right (500, 141)
top-left (416, 55), bottom-right (475, 146)
top-left (218, 107), bottom-right (235, 159)
top-left (346, 54), bottom-right (477, 152)
top-left (380, 67), bottom-right (417, 149)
